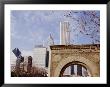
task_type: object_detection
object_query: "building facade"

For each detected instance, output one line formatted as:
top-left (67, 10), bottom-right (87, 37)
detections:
top-left (33, 45), bottom-right (47, 68)
top-left (49, 44), bottom-right (100, 77)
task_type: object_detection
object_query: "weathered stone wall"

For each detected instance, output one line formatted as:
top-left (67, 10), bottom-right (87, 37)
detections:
top-left (49, 44), bottom-right (100, 77)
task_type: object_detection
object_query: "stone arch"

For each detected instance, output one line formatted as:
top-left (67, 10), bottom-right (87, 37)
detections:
top-left (54, 56), bottom-right (99, 77)
top-left (59, 61), bottom-right (91, 77)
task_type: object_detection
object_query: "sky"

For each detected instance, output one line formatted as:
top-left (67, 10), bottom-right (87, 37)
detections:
top-left (11, 10), bottom-right (100, 58)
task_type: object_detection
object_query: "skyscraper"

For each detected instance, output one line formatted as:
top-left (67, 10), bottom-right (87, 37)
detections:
top-left (47, 33), bottom-right (54, 46)
top-left (33, 45), bottom-right (47, 68)
top-left (60, 21), bottom-right (70, 45)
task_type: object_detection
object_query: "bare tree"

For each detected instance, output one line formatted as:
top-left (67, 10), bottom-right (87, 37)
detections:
top-left (63, 11), bottom-right (100, 44)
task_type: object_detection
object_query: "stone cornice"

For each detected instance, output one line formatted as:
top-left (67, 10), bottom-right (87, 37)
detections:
top-left (50, 44), bottom-right (100, 51)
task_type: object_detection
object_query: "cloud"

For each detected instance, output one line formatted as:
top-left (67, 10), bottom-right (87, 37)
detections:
top-left (11, 10), bottom-right (100, 51)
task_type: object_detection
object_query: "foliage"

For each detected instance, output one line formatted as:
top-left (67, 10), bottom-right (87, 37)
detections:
top-left (63, 11), bottom-right (100, 44)
top-left (11, 66), bottom-right (48, 77)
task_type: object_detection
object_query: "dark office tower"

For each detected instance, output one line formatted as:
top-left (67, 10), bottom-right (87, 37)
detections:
top-left (71, 64), bottom-right (74, 75)
top-left (27, 56), bottom-right (32, 73)
top-left (77, 65), bottom-right (82, 76)
top-left (45, 51), bottom-right (49, 67)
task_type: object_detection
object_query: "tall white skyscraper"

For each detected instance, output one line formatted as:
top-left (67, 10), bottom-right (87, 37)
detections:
top-left (60, 21), bottom-right (70, 45)
top-left (33, 45), bottom-right (47, 68)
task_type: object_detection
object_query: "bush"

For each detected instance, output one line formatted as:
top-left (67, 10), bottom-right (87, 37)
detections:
top-left (11, 66), bottom-right (48, 77)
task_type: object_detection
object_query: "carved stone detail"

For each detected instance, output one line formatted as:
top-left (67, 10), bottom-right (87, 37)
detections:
top-left (49, 44), bottom-right (100, 77)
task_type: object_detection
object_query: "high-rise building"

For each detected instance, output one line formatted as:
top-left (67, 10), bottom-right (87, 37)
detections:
top-left (27, 56), bottom-right (32, 73)
top-left (60, 21), bottom-right (70, 45)
top-left (33, 45), bottom-right (47, 68)
top-left (77, 65), bottom-right (82, 76)
top-left (63, 66), bottom-right (71, 75)
top-left (47, 34), bottom-right (54, 46)
top-left (10, 51), bottom-right (16, 66)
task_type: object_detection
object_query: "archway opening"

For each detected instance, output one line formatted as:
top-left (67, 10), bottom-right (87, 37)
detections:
top-left (59, 61), bottom-right (91, 77)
